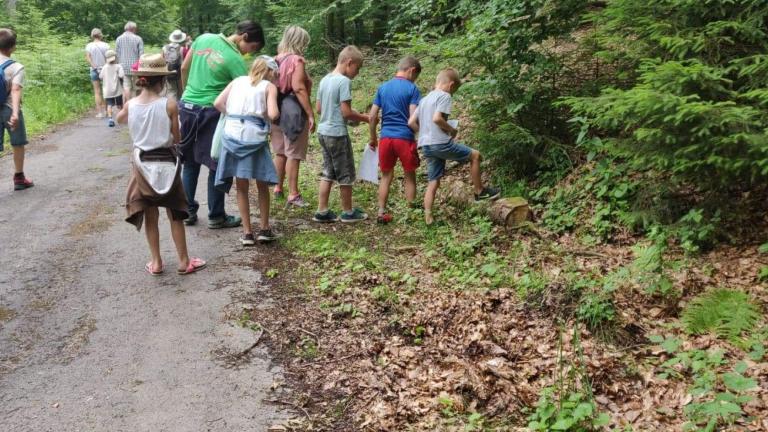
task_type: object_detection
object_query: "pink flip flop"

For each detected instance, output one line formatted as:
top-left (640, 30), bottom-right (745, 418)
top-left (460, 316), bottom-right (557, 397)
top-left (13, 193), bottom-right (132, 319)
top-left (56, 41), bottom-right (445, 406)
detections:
top-left (178, 257), bottom-right (207, 275)
top-left (145, 262), bottom-right (164, 276)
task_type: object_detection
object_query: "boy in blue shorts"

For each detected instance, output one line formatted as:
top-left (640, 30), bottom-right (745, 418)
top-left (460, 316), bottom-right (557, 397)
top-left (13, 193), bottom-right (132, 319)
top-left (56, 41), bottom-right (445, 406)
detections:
top-left (368, 56), bottom-right (421, 224)
top-left (313, 46), bottom-right (370, 223)
top-left (0, 28), bottom-right (33, 191)
top-left (408, 68), bottom-right (499, 225)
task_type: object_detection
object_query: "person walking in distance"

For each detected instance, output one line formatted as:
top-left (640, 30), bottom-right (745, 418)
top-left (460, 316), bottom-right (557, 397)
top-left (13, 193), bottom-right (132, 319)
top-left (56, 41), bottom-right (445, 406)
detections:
top-left (85, 28), bottom-right (109, 118)
top-left (115, 21), bottom-right (144, 102)
top-left (178, 20), bottom-right (265, 229)
top-left (162, 29), bottom-right (186, 100)
top-left (0, 28), bottom-right (33, 190)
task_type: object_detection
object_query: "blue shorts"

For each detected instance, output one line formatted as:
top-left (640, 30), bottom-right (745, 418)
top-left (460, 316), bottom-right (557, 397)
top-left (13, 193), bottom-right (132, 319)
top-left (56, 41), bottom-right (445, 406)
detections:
top-left (89, 68), bottom-right (101, 81)
top-left (420, 141), bottom-right (473, 182)
top-left (0, 105), bottom-right (27, 151)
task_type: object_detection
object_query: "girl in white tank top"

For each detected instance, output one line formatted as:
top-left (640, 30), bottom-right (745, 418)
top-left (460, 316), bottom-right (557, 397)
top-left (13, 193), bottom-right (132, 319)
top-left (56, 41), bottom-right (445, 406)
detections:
top-left (117, 54), bottom-right (206, 276)
top-left (213, 55), bottom-right (280, 246)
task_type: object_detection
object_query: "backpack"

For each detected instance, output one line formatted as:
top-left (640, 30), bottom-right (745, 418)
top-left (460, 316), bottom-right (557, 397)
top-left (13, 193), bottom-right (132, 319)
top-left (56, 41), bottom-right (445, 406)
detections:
top-left (0, 59), bottom-right (15, 106)
top-left (163, 43), bottom-right (182, 77)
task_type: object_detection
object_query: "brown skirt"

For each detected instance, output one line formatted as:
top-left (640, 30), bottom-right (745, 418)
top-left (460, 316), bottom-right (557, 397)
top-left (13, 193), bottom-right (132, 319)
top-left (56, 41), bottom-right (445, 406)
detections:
top-left (125, 161), bottom-right (188, 231)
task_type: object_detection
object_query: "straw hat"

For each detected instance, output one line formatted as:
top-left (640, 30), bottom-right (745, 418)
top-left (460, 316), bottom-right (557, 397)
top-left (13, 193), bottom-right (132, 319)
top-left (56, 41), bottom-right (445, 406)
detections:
top-left (169, 29), bottom-right (186, 43)
top-left (130, 53), bottom-right (176, 76)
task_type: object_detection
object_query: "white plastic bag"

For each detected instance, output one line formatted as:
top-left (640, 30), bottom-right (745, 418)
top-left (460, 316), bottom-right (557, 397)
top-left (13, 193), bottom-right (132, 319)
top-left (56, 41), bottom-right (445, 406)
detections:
top-left (210, 114), bottom-right (226, 160)
top-left (358, 146), bottom-right (379, 184)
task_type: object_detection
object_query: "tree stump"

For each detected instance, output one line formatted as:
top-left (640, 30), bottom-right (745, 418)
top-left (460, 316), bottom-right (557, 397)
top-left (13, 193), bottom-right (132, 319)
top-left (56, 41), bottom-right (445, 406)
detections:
top-left (443, 181), bottom-right (531, 228)
top-left (489, 197), bottom-right (531, 228)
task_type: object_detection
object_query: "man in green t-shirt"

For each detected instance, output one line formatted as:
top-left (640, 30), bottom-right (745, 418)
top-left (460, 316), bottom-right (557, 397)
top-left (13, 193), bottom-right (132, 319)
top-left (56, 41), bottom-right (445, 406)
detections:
top-left (179, 20), bottom-right (264, 229)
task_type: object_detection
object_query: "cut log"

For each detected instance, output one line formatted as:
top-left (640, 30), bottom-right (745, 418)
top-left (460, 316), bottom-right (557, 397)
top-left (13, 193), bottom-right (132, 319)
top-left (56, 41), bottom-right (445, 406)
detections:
top-left (489, 197), bottom-right (531, 228)
top-left (443, 181), bottom-right (531, 228)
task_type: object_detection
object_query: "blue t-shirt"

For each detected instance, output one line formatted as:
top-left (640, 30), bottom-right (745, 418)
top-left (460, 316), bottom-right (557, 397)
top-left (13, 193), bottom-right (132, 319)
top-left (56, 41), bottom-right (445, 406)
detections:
top-left (373, 77), bottom-right (421, 141)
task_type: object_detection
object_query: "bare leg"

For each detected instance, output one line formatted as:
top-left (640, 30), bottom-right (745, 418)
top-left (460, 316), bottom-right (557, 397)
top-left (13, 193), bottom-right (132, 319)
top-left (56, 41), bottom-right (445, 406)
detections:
top-left (122, 88), bottom-right (130, 104)
top-left (286, 158), bottom-right (301, 198)
top-left (274, 154), bottom-right (287, 193)
top-left (403, 170), bottom-right (417, 205)
top-left (236, 178), bottom-right (252, 235)
top-left (424, 179), bottom-right (440, 225)
top-left (256, 181), bottom-right (270, 229)
top-left (166, 209), bottom-right (190, 271)
top-left (469, 150), bottom-right (483, 194)
top-left (13, 145), bottom-right (25, 173)
top-left (144, 207), bottom-right (163, 270)
top-left (340, 185), bottom-right (353, 213)
top-left (378, 170), bottom-right (394, 213)
top-left (317, 179), bottom-right (333, 213)
top-left (92, 80), bottom-right (104, 114)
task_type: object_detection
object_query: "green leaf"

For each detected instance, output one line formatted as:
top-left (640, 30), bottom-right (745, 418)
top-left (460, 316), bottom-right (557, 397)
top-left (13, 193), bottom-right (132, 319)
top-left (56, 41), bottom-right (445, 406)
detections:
top-left (722, 372), bottom-right (757, 392)
top-left (572, 402), bottom-right (594, 420)
top-left (551, 418), bottom-right (575, 430)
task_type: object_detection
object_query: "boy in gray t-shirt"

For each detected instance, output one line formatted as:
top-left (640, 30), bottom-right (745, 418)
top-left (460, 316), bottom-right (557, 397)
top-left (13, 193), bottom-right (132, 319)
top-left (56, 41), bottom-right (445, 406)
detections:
top-left (408, 68), bottom-right (499, 225)
top-left (313, 46), bottom-right (370, 223)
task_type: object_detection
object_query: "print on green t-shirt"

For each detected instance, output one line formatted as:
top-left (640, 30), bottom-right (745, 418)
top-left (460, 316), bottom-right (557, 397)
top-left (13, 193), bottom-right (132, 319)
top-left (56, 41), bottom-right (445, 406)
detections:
top-left (181, 33), bottom-right (248, 107)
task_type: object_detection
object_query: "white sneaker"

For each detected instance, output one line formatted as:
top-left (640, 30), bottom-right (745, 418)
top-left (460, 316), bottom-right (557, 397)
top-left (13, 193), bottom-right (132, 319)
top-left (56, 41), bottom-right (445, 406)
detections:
top-left (96, 112), bottom-right (105, 119)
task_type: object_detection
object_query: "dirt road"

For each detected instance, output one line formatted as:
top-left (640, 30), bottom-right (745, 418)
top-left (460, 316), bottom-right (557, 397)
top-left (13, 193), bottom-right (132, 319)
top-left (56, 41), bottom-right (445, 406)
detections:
top-left (0, 117), bottom-right (287, 431)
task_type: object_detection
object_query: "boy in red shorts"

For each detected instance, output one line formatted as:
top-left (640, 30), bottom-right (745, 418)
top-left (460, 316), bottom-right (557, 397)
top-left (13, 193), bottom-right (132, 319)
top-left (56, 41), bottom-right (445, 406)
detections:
top-left (368, 56), bottom-right (421, 223)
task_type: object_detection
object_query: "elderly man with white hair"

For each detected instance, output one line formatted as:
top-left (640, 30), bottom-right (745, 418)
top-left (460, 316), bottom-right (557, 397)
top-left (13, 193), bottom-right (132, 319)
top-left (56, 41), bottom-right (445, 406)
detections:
top-left (115, 21), bottom-right (144, 101)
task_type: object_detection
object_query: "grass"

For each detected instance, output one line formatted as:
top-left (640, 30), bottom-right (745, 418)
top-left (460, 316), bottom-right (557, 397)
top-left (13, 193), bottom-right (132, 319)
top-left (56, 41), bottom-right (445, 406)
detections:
top-left (1, 41), bottom-right (93, 155)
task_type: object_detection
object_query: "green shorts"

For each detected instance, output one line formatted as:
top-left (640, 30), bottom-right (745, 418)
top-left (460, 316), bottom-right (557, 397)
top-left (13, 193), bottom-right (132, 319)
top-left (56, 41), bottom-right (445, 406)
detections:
top-left (0, 104), bottom-right (27, 151)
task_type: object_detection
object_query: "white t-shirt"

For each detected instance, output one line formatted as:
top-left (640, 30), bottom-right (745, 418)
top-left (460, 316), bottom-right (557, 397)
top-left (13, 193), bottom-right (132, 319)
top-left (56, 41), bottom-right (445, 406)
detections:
top-left (224, 77), bottom-right (271, 143)
top-left (0, 54), bottom-right (24, 108)
top-left (99, 63), bottom-right (124, 98)
top-left (415, 89), bottom-right (453, 147)
top-left (85, 41), bottom-right (109, 69)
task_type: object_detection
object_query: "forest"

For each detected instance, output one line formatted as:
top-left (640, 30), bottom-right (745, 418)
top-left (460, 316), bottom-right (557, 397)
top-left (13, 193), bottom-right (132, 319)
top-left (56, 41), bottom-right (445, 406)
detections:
top-left (3, 0), bottom-right (767, 430)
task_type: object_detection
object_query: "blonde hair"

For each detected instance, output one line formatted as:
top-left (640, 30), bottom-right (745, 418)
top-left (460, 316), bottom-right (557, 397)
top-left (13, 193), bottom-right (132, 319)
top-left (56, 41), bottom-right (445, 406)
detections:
top-left (337, 45), bottom-right (364, 65)
top-left (436, 68), bottom-right (461, 86)
top-left (277, 26), bottom-right (310, 56)
top-left (90, 28), bottom-right (103, 39)
top-left (249, 57), bottom-right (274, 84)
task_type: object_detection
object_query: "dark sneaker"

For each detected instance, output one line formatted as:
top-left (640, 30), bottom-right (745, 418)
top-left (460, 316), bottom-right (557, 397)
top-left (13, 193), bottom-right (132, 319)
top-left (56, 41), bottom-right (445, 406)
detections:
top-left (13, 174), bottom-right (33, 191)
top-left (474, 187), bottom-right (501, 201)
top-left (312, 210), bottom-right (339, 223)
top-left (341, 208), bottom-right (368, 223)
top-left (286, 194), bottom-right (309, 208)
top-left (257, 229), bottom-right (278, 243)
top-left (240, 233), bottom-right (255, 246)
top-left (184, 212), bottom-right (198, 226)
top-left (208, 214), bottom-right (242, 229)
top-left (108, 119), bottom-right (115, 127)
top-left (274, 189), bottom-right (284, 200)
top-left (377, 213), bottom-right (393, 224)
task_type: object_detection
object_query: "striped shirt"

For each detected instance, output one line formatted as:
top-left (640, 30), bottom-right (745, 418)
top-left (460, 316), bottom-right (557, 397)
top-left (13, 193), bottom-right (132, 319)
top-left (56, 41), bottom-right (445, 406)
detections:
top-left (115, 31), bottom-right (144, 72)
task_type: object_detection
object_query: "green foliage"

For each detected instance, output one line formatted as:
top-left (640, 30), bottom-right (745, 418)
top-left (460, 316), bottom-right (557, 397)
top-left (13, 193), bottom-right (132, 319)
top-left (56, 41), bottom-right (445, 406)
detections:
top-left (649, 337), bottom-right (758, 431)
top-left (681, 289), bottom-right (761, 341)
top-left (527, 329), bottom-right (609, 431)
top-left (564, 0), bottom-right (768, 198)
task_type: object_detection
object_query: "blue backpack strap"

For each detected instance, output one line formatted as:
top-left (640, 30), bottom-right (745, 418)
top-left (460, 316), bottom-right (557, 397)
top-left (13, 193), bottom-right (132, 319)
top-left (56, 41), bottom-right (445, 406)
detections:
top-left (0, 59), bottom-right (15, 72)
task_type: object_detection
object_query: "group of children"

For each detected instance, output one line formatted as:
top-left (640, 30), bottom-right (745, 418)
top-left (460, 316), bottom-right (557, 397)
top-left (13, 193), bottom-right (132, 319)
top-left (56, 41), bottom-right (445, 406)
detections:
top-left (117, 43), bottom-right (498, 275)
top-left (313, 47), bottom-right (499, 225)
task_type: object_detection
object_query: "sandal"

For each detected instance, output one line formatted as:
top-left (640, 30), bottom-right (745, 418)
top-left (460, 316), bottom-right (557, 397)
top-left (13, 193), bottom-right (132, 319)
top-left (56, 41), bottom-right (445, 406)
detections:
top-left (178, 257), bottom-right (207, 275)
top-left (145, 262), bottom-right (164, 276)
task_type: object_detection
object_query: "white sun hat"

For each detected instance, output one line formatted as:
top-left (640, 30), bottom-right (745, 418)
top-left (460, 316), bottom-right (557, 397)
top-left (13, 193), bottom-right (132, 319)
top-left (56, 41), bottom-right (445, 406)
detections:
top-left (169, 29), bottom-right (186, 43)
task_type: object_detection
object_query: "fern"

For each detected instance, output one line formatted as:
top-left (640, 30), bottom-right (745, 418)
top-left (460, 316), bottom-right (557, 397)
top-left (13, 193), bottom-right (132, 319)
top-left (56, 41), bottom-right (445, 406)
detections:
top-left (682, 289), bottom-right (761, 340)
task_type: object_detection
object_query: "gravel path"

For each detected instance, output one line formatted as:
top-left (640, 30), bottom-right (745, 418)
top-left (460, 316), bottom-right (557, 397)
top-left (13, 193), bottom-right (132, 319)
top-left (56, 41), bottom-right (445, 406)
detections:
top-left (0, 116), bottom-right (286, 431)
